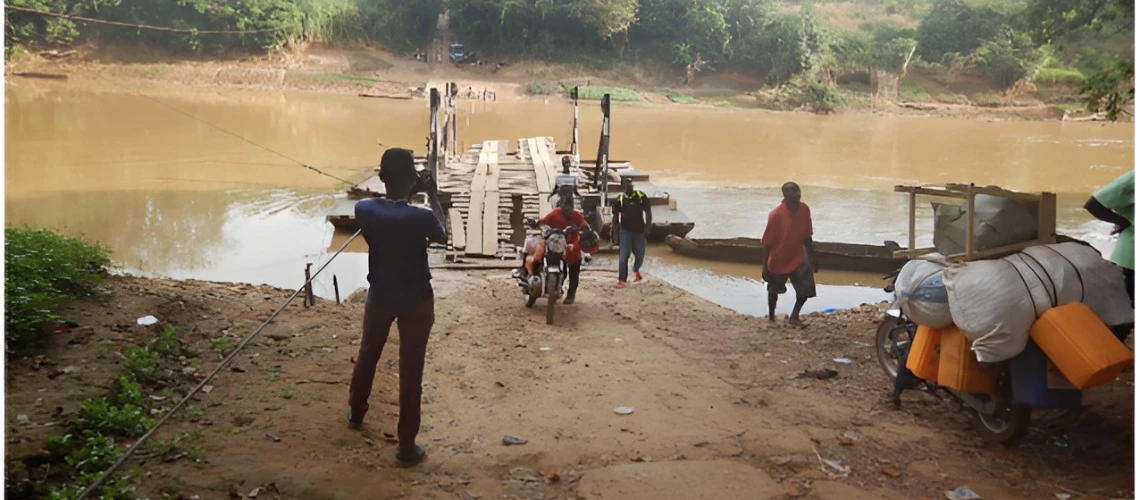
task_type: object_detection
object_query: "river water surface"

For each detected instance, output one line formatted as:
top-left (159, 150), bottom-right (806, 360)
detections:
top-left (6, 83), bottom-right (1134, 316)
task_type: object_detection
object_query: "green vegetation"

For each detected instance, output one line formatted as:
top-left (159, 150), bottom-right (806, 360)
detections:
top-left (210, 336), bottom-right (236, 353)
top-left (122, 347), bottom-right (159, 381)
top-left (5, 228), bottom-right (111, 352)
top-left (899, 77), bottom-right (933, 101)
top-left (6, 0), bottom-right (1132, 118)
top-left (666, 92), bottom-right (697, 104)
top-left (5, 0), bottom-right (444, 54)
top-left (577, 86), bottom-right (640, 102)
top-left (524, 81), bottom-right (563, 96)
top-left (281, 387), bottom-right (295, 399)
top-left (292, 72), bottom-right (378, 86)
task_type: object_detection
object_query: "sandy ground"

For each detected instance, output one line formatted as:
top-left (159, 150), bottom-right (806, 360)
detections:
top-left (5, 44), bottom-right (1101, 122)
top-left (5, 270), bottom-right (1133, 499)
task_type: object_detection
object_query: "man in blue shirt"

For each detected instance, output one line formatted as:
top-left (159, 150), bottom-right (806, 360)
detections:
top-left (348, 148), bottom-right (444, 467)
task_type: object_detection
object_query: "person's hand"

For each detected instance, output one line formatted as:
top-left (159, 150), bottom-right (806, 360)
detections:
top-left (643, 228), bottom-right (652, 239)
top-left (1112, 224), bottom-right (1125, 236)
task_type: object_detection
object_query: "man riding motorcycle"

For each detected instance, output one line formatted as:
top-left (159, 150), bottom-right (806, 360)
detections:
top-left (525, 184), bottom-right (599, 304)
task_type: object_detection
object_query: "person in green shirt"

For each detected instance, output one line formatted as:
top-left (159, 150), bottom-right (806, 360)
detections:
top-left (1085, 170), bottom-right (1134, 307)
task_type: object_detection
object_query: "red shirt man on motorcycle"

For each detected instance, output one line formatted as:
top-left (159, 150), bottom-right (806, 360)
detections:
top-left (525, 185), bottom-right (598, 304)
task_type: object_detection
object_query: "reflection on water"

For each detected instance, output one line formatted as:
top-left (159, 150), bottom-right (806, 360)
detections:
top-left (4, 84), bottom-right (1133, 312)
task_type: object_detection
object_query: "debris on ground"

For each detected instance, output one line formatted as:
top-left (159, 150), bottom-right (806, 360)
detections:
top-left (501, 435), bottom-right (527, 445)
top-left (508, 467), bottom-right (544, 482)
top-left (795, 368), bottom-right (838, 380)
top-left (137, 315), bottom-right (159, 326)
top-left (613, 406), bottom-right (635, 415)
top-left (945, 486), bottom-right (982, 500)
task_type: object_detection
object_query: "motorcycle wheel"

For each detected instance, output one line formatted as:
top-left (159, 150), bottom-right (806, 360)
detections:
top-left (525, 293), bottom-right (537, 309)
top-left (971, 403), bottom-right (1031, 447)
top-left (875, 315), bottom-right (909, 380)
top-left (546, 296), bottom-right (556, 325)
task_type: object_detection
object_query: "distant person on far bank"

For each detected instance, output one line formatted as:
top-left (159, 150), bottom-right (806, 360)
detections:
top-left (348, 148), bottom-right (445, 467)
top-left (761, 182), bottom-right (818, 328)
top-left (613, 178), bottom-right (652, 287)
top-left (1084, 170), bottom-right (1135, 307)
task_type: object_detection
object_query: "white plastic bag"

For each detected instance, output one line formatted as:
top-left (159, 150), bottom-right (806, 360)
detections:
top-left (895, 260), bottom-right (953, 328)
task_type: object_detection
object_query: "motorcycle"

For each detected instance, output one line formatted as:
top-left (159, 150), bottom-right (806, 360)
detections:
top-left (512, 219), bottom-right (581, 325)
top-left (875, 270), bottom-right (1032, 446)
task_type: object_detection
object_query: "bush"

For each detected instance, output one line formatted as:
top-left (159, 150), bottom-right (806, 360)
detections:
top-left (5, 228), bottom-right (111, 352)
top-left (577, 86), bottom-right (640, 102)
top-left (524, 81), bottom-right (562, 95)
top-left (803, 82), bottom-right (848, 113)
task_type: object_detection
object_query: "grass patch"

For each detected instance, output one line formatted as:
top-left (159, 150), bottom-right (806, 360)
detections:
top-left (577, 86), bottom-right (641, 102)
top-left (281, 388), bottom-right (295, 400)
top-left (1054, 102), bottom-right (1088, 112)
top-left (524, 80), bottom-right (563, 95)
top-left (292, 72), bottom-right (377, 87)
top-left (1036, 67), bottom-right (1086, 88)
top-left (973, 91), bottom-right (1007, 107)
top-left (931, 91), bottom-right (969, 104)
top-left (5, 227), bottom-right (111, 352)
top-left (153, 326), bottom-right (199, 358)
top-left (898, 78), bottom-right (933, 102)
top-left (666, 91), bottom-right (697, 104)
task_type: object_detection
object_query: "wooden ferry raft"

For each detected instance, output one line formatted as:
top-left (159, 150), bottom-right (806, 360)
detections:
top-left (324, 137), bottom-right (695, 258)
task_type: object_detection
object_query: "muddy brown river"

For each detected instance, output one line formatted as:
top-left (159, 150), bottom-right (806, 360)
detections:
top-left (6, 83), bottom-right (1134, 315)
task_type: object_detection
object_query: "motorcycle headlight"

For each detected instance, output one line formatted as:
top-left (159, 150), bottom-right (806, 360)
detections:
top-left (546, 233), bottom-right (567, 254)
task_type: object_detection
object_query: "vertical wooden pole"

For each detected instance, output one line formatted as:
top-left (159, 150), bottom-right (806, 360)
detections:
top-left (965, 185), bottom-right (976, 260)
top-left (304, 263), bottom-right (314, 307)
top-left (333, 275), bottom-right (341, 305)
top-left (908, 192), bottom-right (917, 251)
top-left (1037, 192), bottom-right (1057, 244)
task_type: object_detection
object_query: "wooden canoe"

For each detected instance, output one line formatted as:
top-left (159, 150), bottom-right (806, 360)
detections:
top-left (665, 236), bottom-right (906, 274)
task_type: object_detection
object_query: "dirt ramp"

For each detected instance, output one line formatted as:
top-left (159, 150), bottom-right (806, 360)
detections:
top-left (576, 460), bottom-right (784, 499)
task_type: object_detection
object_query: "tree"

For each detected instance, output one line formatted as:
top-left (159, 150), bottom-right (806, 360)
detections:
top-left (967, 28), bottom-right (1044, 88)
top-left (1021, 0), bottom-right (1134, 120)
top-left (915, 0), bottom-right (1005, 63)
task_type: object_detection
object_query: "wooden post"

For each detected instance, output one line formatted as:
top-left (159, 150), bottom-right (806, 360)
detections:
top-left (304, 263), bottom-right (314, 307)
top-left (333, 275), bottom-right (341, 305)
top-left (908, 192), bottom-right (916, 251)
top-left (965, 184), bottom-right (975, 260)
top-left (1037, 192), bottom-right (1057, 244)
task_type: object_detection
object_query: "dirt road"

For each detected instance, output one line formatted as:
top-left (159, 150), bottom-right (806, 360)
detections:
top-left (5, 271), bottom-right (1133, 499)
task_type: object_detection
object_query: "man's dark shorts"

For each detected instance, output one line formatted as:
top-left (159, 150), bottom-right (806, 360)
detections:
top-left (765, 261), bottom-right (817, 298)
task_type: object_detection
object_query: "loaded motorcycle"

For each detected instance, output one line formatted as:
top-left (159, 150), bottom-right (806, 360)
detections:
top-left (512, 218), bottom-right (581, 325)
top-left (875, 271), bottom-right (1033, 446)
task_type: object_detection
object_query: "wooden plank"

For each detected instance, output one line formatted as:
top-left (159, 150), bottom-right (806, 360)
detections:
top-left (449, 209), bottom-right (466, 250)
top-left (894, 184), bottom-right (1043, 203)
top-left (481, 149), bottom-right (502, 255)
top-left (965, 186), bottom-right (975, 259)
top-left (534, 137), bottom-right (557, 191)
top-left (467, 193), bottom-right (484, 254)
top-left (894, 246), bottom-right (937, 258)
top-left (529, 138), bottom-right (552, 194)
top-left (908, 192), bottom-right (917, 252)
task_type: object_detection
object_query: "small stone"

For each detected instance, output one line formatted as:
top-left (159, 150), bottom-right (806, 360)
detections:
top-left (782, 481), bottom-right (802, 497)
top-left (613, 406), bottom-right (634, 415)
top-left (201, 385), bottom-right (214, 394)
top-left (266, 433), bottom-right (281, 442)
top-left (16, 414), bottom-right (29, 424)
top-left (881, 467), bottom-right (902, 478)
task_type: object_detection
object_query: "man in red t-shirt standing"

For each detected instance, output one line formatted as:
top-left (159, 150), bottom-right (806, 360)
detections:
top-left (760, 182), bottom-right (818, 327)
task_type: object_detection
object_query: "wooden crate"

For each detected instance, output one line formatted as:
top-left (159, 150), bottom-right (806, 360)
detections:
top-left (894, 183), bottom-right (1057, 262)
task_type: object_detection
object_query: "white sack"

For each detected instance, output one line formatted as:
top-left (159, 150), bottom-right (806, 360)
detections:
top-left (932, 194), bottom-right (1038, 256)
top-left (1018, 242), bottom-right (1133, 327)
top-left (943, 241), bottom-right (1134, 363)
top-left (895, 260), bottom-right (953, 328)
top-left (943, 260), bottom-right (1037, 363)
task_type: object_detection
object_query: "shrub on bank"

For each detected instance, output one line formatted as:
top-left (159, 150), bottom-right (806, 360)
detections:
top-left (5, 227), bottom-right (111, 352)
